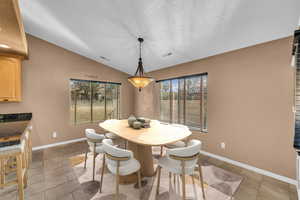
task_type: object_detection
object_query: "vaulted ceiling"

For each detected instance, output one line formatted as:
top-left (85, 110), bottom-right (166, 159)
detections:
top-left (19, 0), bottom-right (300, 74)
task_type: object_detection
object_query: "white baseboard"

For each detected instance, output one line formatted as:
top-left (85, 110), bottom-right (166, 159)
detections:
top-left (32, 137), bottom-right (86, 151)
top-left (200, 150), bottom-right (297, 185)
top-left (32, 137), bottom-right (296, 185)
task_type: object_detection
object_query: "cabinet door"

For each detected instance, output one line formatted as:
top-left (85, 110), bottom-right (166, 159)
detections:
top-left (0, 57), bottom-right (21, 101)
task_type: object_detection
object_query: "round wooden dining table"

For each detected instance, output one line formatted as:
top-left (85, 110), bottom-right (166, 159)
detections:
top-left (99, 119), bottom-right (192, 184)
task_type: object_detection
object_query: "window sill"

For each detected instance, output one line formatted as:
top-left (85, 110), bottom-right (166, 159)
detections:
top-left (158, 121), bottom-right (207, 133)
top-left (191, 130), bottom-right (208, 134)
top-left (71, 120), bottom-right (107, 126)
top-left (188, 127), bottom-right (205, 131)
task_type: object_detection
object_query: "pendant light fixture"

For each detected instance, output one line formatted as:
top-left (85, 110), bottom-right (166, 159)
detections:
top-left (128, 37), bottom-right (154, 91)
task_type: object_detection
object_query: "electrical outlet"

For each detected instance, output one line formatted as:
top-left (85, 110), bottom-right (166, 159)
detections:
top-left (220, 142), bottom-right (226, 149)
top-left (52, 132), bottom-right (57, 138)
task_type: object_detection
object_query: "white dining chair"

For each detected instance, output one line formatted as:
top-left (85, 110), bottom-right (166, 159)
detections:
top-left (160, 124), bottom-right (189, 156)
top-left (103, 119), bottom-right (127, 149)
top-left (156, 139), bottom-right (205, 200)
top-left (100, 139), bottom-right (142, 199)
top-left (84, 129), bottom-right (105, 181)
top-left (105, 132), bottom-right (130, 149)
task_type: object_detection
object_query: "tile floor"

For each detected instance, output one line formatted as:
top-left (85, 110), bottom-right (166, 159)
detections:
top-left (0, 141), bottom-right (297, 200)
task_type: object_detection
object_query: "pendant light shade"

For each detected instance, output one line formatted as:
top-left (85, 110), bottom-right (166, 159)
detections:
top-left (128, 76), bottom-right (154, 89)
top-left (128, 38), bottom-right (154, 91)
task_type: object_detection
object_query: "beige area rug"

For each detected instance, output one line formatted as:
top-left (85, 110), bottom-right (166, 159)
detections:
top-left (69, 148), bottom-right (242, 200)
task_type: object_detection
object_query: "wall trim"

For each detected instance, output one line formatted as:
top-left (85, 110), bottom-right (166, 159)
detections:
top-left (32, 138), bottom-right (86, 151)
top-left (200, 150), bottom-right (297, 185)
top-left (32, 137), bottom-right (296, 185)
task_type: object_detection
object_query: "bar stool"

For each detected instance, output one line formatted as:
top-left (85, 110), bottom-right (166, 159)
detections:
top-left (26, 126), bottom-right (33, 164)
top-left (100, 139), bottom-right (142, 200)
top-left (84, 129), bottom-right (105, 181)
top-left (156, 139), bottom-right (205, 200)
top-left (0, 137), bottom-right (28, 200)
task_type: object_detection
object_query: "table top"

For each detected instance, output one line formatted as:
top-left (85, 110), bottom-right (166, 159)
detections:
top-left (99, 119), bottom-right (192, 146)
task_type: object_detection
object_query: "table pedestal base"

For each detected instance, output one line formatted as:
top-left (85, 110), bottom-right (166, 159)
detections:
top-left (119, 141), bottom-right (155, 185)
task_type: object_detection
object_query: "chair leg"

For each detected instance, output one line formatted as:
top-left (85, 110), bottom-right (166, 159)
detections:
top-left (16, 155), bottom-right (24, 200)
top-left (181, 175), bottom-right (186, 200)
top-left (198, 165), bottom-right (206, 200)
top-left (92, 151), bottom-right (96, 181)
top-left (99, 154), bottom-right (105, 193)
top-left (137, 170), bottom-right (142, 198)
top-left (23, 171), bottom-right (28, 189)
top-left (124, 141), bottom-right (127, 149)
top-left (0, 159), bottom-right (4, 188)
top-left (173, 174), bottom-right (176, 186)
top-left (116, 161), bottom-right (120, 200)
top-left (160, 146), bottom-right (163, 157)
top-left (191, 175), bottom-right (195, 185)
top-left (169, 172), bottom-right (171, 188)
top-left (84, 151), bottom-right (88, 169)
top-left (181, 161), bottom-right (186, 200)
top-left (156, 166), bottom-right (161, 195)
top-left (28, 136), bottom-right (32, 164)
top-left (22, 153), bottom-right (28, 188)
top-left (137, 170), bottom-right (142, 188)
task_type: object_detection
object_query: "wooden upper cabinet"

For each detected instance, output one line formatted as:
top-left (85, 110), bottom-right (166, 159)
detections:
top-left (0, 56), bottom-right (21, 102)
top-left (0, 0), bottom-right (28, 59)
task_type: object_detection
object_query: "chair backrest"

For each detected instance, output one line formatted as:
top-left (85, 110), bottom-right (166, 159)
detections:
top-left (85, 128), bottom-right (95, 135)
top-left (85, 129), bottom-right (105, 146)
top-left (166, 139), bottom-right (201, 168)
top-left (102, 139), bottom-right (133, 167)
top-left (171, 123), bottom-right (189, 130)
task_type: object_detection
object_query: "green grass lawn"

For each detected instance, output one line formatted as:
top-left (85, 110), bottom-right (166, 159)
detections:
top-left (160, 100), bottom-right (204, 128)
top-left (70, 101), bottom-right (117, 124)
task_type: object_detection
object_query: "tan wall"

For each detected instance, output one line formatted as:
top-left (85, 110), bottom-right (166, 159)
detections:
top-left (134, 37), bottom-right (296, 179)
top-left (0, 34), bottom-right (134, 147)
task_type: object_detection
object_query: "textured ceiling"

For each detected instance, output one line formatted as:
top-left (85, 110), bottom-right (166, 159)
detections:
top-left (19, 0), bottom-right (300, 74)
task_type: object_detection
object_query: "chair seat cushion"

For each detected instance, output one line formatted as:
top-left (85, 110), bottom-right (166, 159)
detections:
top-left (107, 158), bottom-right (140, 176)
top-left (88, 142), bottom-right (104, 152)
top-left (105, 132), bottom-right (119, 139)
top-left (95, 145), bottom-right (105, 154)
top-left (158, 156), bottom-right (195, 175)
top-left (165, 141), bottom-right (186, 149)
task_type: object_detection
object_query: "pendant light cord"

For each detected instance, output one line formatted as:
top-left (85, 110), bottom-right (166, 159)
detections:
top-left (139, 40), bottom-right (142, 59)
top-left (135, 38), bottom-right (144, 76)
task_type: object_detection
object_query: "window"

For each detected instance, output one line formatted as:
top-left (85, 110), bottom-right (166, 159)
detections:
top-left (70, 79), bottom-right (120, 124)
top-left (158, 73), bottom-right (208, 132)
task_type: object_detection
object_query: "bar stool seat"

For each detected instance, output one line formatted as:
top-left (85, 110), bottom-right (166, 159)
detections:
top-left (0, 143), bottom-right (24, 155)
